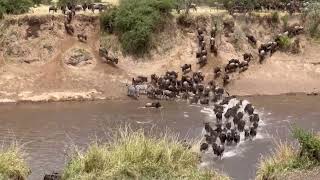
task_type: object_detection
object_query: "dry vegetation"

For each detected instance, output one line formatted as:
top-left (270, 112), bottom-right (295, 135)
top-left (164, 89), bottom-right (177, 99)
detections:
top-left (257, 128), bottom-right (320, 180)
top-left (0, 143), bottom-right (30, 180)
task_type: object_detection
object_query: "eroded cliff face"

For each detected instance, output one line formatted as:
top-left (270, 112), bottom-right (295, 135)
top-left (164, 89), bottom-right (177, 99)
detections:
top-left (0, 12), bottom-right (319, 103)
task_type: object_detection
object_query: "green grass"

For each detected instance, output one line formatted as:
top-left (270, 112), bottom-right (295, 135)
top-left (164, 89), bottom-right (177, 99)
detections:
top-left (256, 128), bottom-right (320, 180)
top-left (0, 143), bottom-right (30, 180)
top-left (62, 128), bottom-right (229, 180)
top-left (277, 35), bottom-right (292, 51)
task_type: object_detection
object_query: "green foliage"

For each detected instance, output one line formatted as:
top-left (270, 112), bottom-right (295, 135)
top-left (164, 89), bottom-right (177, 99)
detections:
top-left (0, 143), bottom-right (30, 180)
top-left (281, 14), bottom-right (289, 30)
top-left (271, 11), bottom-right (280, 24)
top-left (100, 7), bottom-right (117, 31)
top-left (0, 6), bottom-right (4, 19)
top-left (62, 129), bottom-right (228, 179)
top-left (57, 0), bottom-right (96, 6)
top-left (0, 0), bottom-right (34, 15)
top-left (303, 2), bottom-right (320, 39)
top-left (101, 0), bottom-right (174, 55)
top-left (31, 0), bottom-right (52, 5)
top-left (277, 35), bottom-right (292, 50)
top-left (293, 127), bottom-right (320, 163)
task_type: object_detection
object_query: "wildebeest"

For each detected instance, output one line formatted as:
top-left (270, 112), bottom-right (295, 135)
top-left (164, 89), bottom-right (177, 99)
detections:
top-left (64, 23), bottom-right (74, 35)
top-left (61, 6), bottom-right (66, 14)
top-left (243, 53), bottom-right (253, 62)
top-left (43, 172), bottom-right (61, 180)
top-left (49, 6), bottom-right (58, 13)
top-left (75, 5), bottom-right (83, 11)
top-left (77, 34), bottom-right (87, 42)
top-left (89, 3), bottom-right (105, 13)
top-left (145, 102), bottom-right (161, 108)
top-left (214, 67), bottom-right (222, 79)
top-left (181, 64), bottom-right (191, 73)
top-left (197, 56), bottom-right (207, 66)
top-left (210, 37), bottom-right (218, 55)
top-left (105, 56), bottom-right (119, 65)
top-left (137, 76), bottom-right (148, 83)
top-left (200, 142), bottom-right (209, 152)
top-left (246, 34), bottom-right (257, 45)
top-left (239, 61), bottom-right (249, 73)
top-left (223, 75), bottom-right (230, 86)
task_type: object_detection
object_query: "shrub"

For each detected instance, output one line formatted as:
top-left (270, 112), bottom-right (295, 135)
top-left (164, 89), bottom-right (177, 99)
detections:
top-left (0, 6), bottom-right (4, 19)
top-left (62, 129), bottom-right (228, 179)
top-left (281, 14), bottom-right (289, 30)
top-left (303, 2), bottom-right (320, 39)
top-left (0, 0), bottom-right (34, 15)
top-left (100, 7), bottom-right (118, 32)
top-left (177, 14), bottom-right (194, 28)
top-left (271, 11), bottom-right (280, 24)
top-left (277, 35), bottom-right (292, 50)
top-left (0, 143), bottom-right (30, 180)
top-left (101, 0), bottom-right (175, 55)
top-left (293, 127), bottom-right (320, 163)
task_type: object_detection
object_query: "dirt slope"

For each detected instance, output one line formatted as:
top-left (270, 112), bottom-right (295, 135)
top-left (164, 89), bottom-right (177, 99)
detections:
top-left (0, 12), bottom-right (319, 102)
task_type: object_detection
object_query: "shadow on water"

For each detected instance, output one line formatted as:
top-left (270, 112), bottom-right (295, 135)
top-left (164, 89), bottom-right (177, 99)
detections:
top-left (0, 95), bottom-right (319, 179)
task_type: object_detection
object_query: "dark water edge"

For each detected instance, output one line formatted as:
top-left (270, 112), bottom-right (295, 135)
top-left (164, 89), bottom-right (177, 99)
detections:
top-left (0, 95), bottom-right (319, 180)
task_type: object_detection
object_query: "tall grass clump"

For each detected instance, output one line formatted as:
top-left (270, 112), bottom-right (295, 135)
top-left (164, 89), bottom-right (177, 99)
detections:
top-left (62, 129), bottom-right (228, 180)
top-left (281, 14), bottom-right (289, 31)
top-left (100, 0), bottom-right (175, 55)
top-left (256, 127), bottom-right (320, 180)
top-left (277, 35), bottom-right (292, 51)
top-left (0, 143), bottom-right (30, 180)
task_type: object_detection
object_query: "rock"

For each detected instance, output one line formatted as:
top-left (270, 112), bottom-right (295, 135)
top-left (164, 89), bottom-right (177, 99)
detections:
top-left (65, 49), bottom-right (92, 66)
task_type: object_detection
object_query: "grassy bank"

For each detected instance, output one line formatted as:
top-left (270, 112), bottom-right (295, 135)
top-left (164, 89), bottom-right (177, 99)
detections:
top-left (256, 128), bottom-right (320, 180)
top-left (0, 143), bottom-right (30, 180)
top-left (62, 129), bottom-right (228, 180)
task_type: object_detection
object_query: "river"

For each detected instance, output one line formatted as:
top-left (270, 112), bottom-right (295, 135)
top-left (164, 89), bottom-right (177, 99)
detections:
top-left (0, 95), bottom-right (319, 180)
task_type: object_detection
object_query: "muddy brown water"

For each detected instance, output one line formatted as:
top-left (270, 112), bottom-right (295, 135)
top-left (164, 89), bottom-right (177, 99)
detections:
top-left (0, 95), bottom-right (319, 180)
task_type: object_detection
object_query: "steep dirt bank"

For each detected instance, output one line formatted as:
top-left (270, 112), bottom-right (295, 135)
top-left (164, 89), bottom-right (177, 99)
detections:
top-left (0, 12), bottom-right (319, 102)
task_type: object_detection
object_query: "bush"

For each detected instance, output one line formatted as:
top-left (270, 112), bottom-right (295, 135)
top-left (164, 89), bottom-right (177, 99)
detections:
top-left (281, 14), bottom-right (289, 30)
top-left (0, 143), bottom-right (30, 180)
top-left (62, 129), bottom-right (228, 179)
top-left (100, 7), bottom-right (118, 32)
top-left (277, 35), bottom-right (292, 50)
top-left (0, 0), bottom-right (34, 15)
top-left (101, 0), bottom-right (175, 55)
top-left (177, 14), bottom-right (194, 28)
top-left (293, 127), bottom-right (320, 162)
top-left (271, 11), bottom-right (280, 24)
top-left (303, 2), bottom-right (320, 39)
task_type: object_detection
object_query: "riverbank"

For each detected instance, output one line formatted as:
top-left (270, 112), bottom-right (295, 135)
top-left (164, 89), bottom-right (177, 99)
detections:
top-left (0, 11), bottom-right (320, 103)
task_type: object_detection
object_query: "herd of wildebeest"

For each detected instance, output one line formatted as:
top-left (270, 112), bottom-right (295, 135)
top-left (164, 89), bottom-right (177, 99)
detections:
top-left (125, 21), bottom-right (304, 158)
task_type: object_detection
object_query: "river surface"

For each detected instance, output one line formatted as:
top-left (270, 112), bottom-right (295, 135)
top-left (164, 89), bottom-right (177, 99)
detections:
top-left (0, 95), bottom-right (319, 180)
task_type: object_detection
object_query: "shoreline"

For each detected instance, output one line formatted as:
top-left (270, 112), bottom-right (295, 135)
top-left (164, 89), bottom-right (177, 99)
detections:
top-left (0, 90), bottom-right (318, 105)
